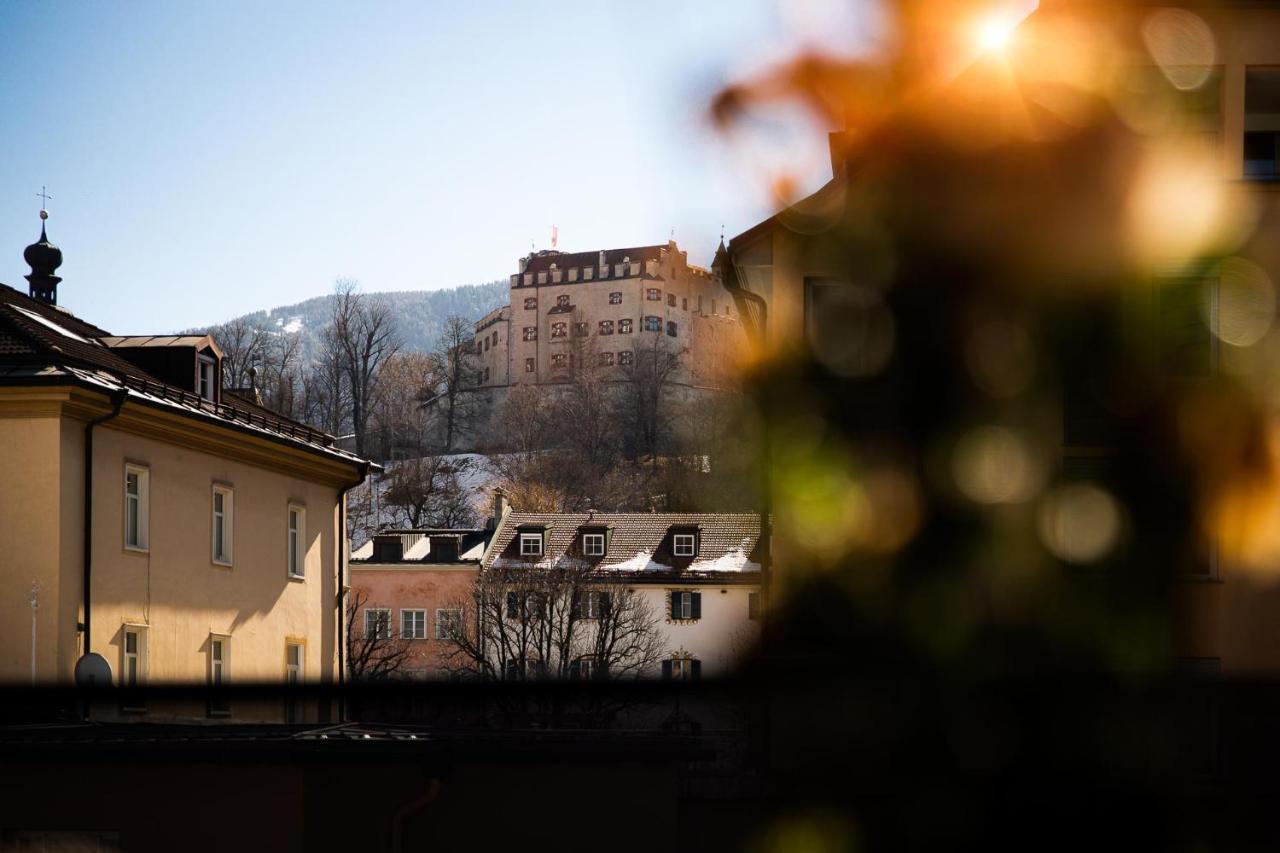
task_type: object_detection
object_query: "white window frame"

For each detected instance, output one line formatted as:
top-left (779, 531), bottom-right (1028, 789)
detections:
top-left (519, 532), bottom-right (544, 557)
top-left (435, 608), bottom-right (461, 640)
top-left (676, 591), bottom-right (693, 620)
top-left (365, 608), bottom-right (392, 640)
top-left (581, 591), bottom-right (602, 620)
top-left (211, 484), bottom-right (233, 566)
top-left (122, 624), bottom-right (147, 688)
top-left (673, 534), bottom-right (697, 557)
top-left (287, 504), bottom-right (306, 579)
top-left (401, 608), bottom-right (427, 640)
top-left (123, 464), bottom-right (150, 552)
top-left (578, 657), bottom-right (597, 680)
top-left (583, 533), bottom-right (606, 557)
top-left (197, 354), bottom-right (216, 402)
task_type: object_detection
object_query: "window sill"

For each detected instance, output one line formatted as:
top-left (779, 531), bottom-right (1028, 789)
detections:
top-left (123, 545), bottom-right (149, 555)
top-left (287, 573), bottom-right (306, 583)
top-left (212, 559), bottom-right (233, 569)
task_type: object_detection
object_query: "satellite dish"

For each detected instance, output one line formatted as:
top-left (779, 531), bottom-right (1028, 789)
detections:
top-left (74, 653), bottom-right (112, 688)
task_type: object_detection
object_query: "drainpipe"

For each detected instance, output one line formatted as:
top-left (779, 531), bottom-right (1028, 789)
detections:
top-left (337, 461), bottom-right (372, 721)
top-left (82, 386), bottom-right (127, 660)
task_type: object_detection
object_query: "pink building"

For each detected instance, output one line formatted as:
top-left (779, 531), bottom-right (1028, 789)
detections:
top-left (349, 527), bottom-right (491, 679)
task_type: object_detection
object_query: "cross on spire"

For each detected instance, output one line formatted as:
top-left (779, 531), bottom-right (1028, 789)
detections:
top-left (36, 186), bottom-right (52, 209)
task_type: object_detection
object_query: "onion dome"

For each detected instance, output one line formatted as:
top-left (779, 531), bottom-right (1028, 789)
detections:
top-left (24, 210), bottom-right (63, 305)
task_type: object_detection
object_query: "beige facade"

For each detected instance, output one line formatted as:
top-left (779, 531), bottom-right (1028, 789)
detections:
top-left (0, 270), bottom-right (370, 717)
top-left (474, 241), bottom-right (746, 389)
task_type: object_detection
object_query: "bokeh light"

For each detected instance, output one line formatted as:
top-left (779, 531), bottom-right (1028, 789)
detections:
top-left (1037, 482), bottom-right (1123, 564)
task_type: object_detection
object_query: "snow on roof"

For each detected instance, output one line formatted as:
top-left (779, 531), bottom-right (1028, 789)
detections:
top-left (12, 305), bottom-right (98, 345)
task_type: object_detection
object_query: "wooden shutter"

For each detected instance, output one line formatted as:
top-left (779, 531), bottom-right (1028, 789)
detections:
top-left (662, 659), bottom-right (673, 680)
top-left (691, 592), bottom-right (702, 620)
top-left (691, 659), bottom-right (702, 680)
top-left (599, 592), bottom-right (612, 617)
top-left (670, 591), bottom-right (680, 619)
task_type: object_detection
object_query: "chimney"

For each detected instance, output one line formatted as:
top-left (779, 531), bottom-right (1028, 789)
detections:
top-left (598, 250), bottom-right (607, 272)
top-left (492, 488), bottom-right (510, 528)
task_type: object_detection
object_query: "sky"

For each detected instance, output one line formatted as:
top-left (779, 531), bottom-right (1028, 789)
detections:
top-left (0, 1), bottom-right (890, 333)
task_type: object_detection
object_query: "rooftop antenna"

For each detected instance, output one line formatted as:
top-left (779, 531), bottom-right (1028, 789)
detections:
top-left (551, 225), bottom-right (558, 250)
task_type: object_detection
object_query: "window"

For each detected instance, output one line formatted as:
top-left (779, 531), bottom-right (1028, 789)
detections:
top-left (577, 590), bottom-right (609, 620)
top-left (1245, 68), bottom-right (1280, 179)
top-left (619, 351), bottom-right (634, 366)
top-left (667, 293), bottom-right (676, 307)
top-left (483, 366), bottom-right (490, 383)
top-left (667, 321), bottom-right (678, 337)
top-left (669, 590), bottom-right (701, 620)
top-left (572, 656), bottom-right (599, 680)
top-left (583, 533), bottom-right (606, 557)
top-left (401, 609), bottom-right (427, 640)
top-left (537, 272), bottom-right (547, 284)
top-left (644, 316), bottom-right (662, 332)
top-left (211, 485), bottom-right (233, 565)
top-left (615, 264), bottom-right (626, 277)
top-left (557, 294), bottom-right (571, 308)
top-left (1156, 270), bottom-right (1217, 377)
top-left (209, 635), bottom-right (230, 715)
top-left (523, 273), bottom-right (533, 286)
top-left (664, 656), bottom-right (701, 681)
top-left (619, 319), bottom-right (633, 334)
top-left (520, 531), bottom-right (544, 556)
top-left (124, 464), bottom-right (149, 551)
top-left (364, 608), bottom-right (391, 639)
top-left (598, 320), bottom-right (614, 335)
top-left (525, 357), bottom-right (535, 373)
top-left (284, 640), bottom-right (304, 727)
top-left (524, 296), bottom-right (537, 310)
top-left (198, 356), bottom-right (216, 402)
top-left (673, 533), bottom-right (697, 556)
top-left (584, 267), bottom-right (594, 280)
top-left (482, 337), bottom-right (489, 352)
top-left (682, 298), bottom-right (687, 311)
top-left (122, 626), bottom-right (146, 687)
top-left (748, 591), bottom-right (761, 620)
top-left (609, 291), bottom-right (622, 305)
top-left (551, 353), bottom-right (568, 368)
top-left (598, 352), bottom-right (614, 367)
top-left (568, 268), bottom-right (578, 282)
top-left (647, 288), bottom-right (662, 301)
top-left (435, 608), bottom-right (462, 640)
top-left (523, 326), bottom-right (537, 341)
top-left (492, 331), bottom-right (499, 346)
top-left (574, 322), bottom-right (589, 337)
top-left (287, 505), bottom-right (306, 578)
top-left (551, 322), bottom-right (567, 338)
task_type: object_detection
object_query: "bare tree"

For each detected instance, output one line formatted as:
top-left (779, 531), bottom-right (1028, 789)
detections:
top-left (382, 455), bottom-right (478, 529)
top-left (498, 383), bottom-right (553, 455)
top-left (439, 563), bottom-right (663, 684)
top-left (208, 316), bottom-right (269, 390)
top-left (370, 351), bottom-right (435, 458)
top-left (423, 314), bottom-right (478, 452)
top-left (309, 322), bottom-right (351, 435)
top-left (345, 588), bottom-right (416, 681)
top-left (618, 334), bottom-right (684, 461)
top-left (329, 279), bottom-right (402, 458)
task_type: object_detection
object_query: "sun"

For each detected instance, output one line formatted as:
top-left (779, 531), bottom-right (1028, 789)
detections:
top-left (975, 13), bottom-right (1019, 53)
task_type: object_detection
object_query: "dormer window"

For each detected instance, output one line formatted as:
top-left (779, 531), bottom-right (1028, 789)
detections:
top-left (673, 533), bottom-right (697, 557)
top-left (583, 532), bottom-right (606, 557)
top-left (557, 294), bottom-right (571, 308)
top-left (198, 355), bottom-right (217, 402)
top-left (584, 267), bottom-right (594, 280)
top-left (519, 531), bottom-right (544, 557)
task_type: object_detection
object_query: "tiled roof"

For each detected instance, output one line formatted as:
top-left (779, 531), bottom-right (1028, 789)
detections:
top-left (517, 245), bottom-right (667, 280)
top-left (0, 281), bottom-right (368, 467)
top-left (485, 512), bottom-right (762, 577)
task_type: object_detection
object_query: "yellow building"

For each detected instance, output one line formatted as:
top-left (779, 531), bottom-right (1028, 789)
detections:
top-left (0, 216), bottom-right (371, 711)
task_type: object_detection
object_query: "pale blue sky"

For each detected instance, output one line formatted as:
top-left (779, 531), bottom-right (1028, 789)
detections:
top-left (0, 1), bottom-right (884, 332)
